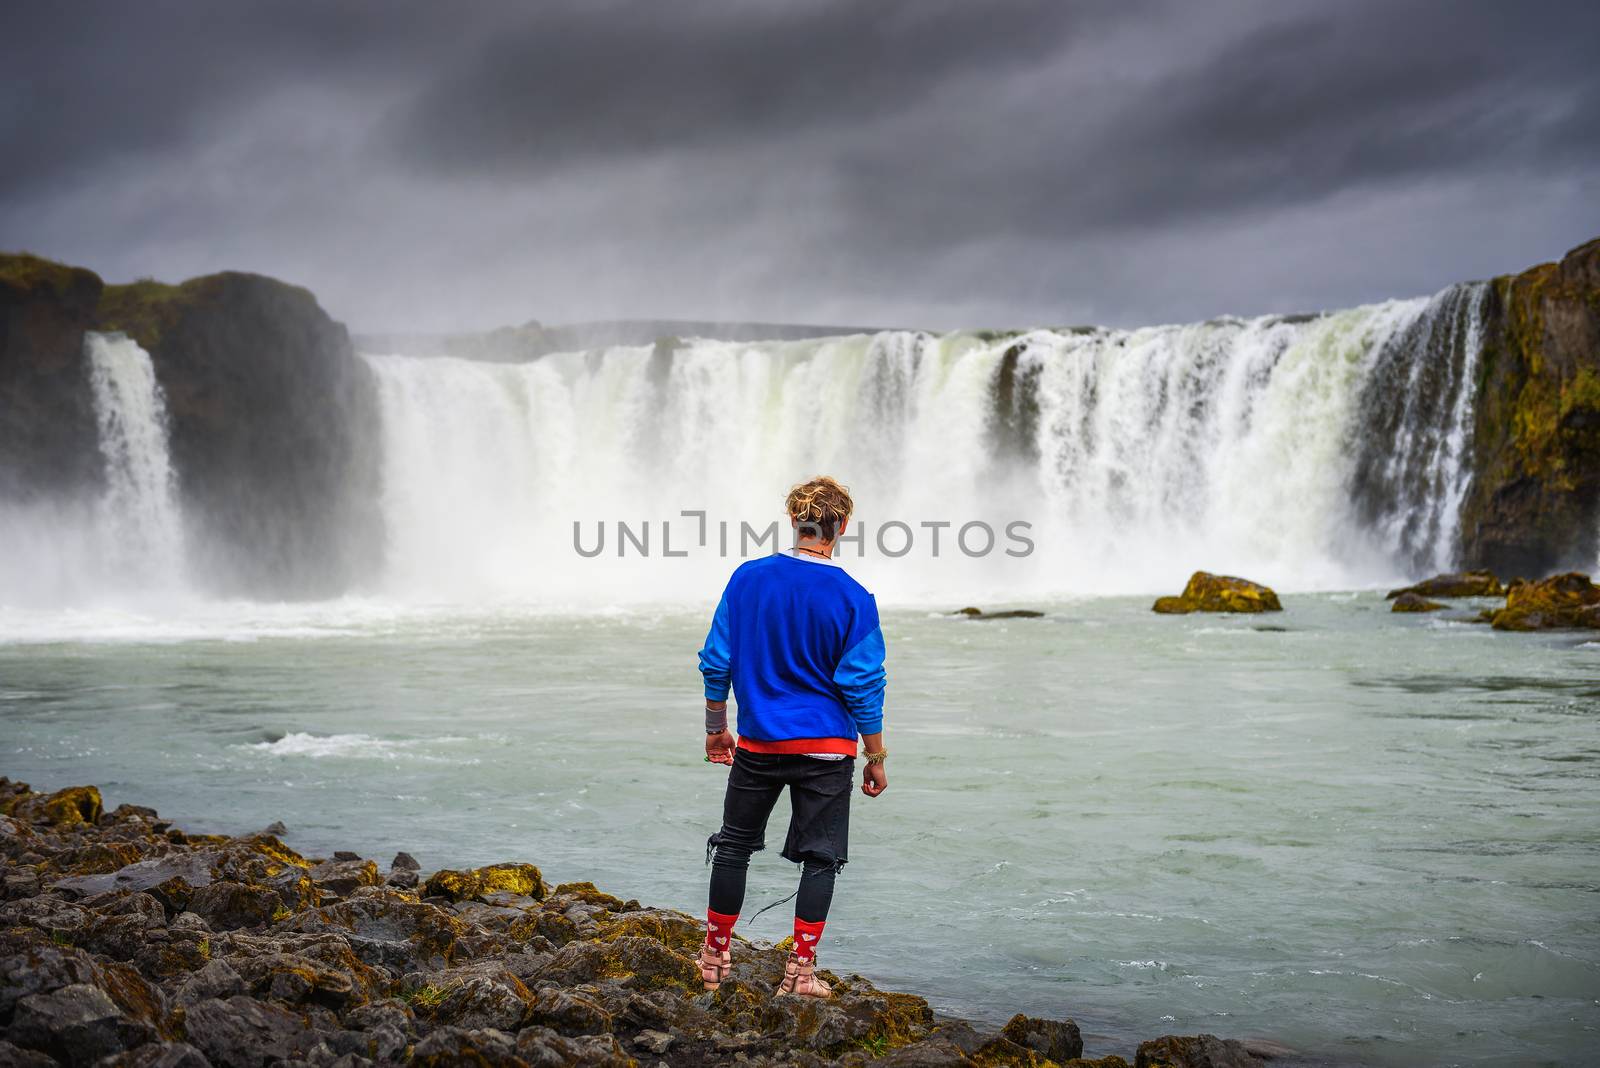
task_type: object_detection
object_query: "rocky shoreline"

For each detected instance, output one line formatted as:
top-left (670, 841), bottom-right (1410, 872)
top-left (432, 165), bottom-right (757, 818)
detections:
top-left (0, 778), bottom-right (1298, 1068)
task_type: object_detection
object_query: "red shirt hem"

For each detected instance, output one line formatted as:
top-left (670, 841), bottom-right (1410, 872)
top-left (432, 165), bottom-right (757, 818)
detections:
top-left (737, 736), bottom-right (858, 757)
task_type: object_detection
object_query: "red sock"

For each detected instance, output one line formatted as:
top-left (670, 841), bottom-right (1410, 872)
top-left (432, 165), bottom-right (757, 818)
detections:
top-left (792, 917), bottom-right (826, 961)
top-left (706, 909), bottom-right (738, 954)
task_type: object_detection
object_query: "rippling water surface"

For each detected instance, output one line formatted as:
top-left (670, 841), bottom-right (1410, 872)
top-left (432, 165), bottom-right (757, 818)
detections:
top-left (3, 594), bottom-right (1597, 1065)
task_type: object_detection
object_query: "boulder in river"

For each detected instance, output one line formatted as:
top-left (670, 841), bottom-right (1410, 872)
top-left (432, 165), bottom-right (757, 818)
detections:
top-left (951, 607), bottom-right (1045, 619)
top-left (1152, 572), bottom-right (1282, 614)
top-left (1487, 572), bottom-right (1600, 631)
top-left (1386, 570), bottom-right (1505, 599)
top-left (1135, 1033), bottom-right (1267, 1067)
top-left (1391, 592), bottom-right (1447, 612)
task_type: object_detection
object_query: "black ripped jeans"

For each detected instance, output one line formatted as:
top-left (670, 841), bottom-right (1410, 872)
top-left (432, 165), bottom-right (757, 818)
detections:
top-left (707, 749), bottom-right (853, 923)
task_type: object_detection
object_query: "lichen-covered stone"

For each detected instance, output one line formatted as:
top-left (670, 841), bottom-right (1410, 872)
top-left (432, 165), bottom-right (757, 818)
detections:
top-left (12, 785), bottom-right (104, 827)
top-left (423, 863), bottom-right (547, 903)
top-left (1488, 571), bottom-right (1600, 630)
top-left (188, 881), bottom-right (279, 930)
top-left (1152, 572), bottom-right (1282, 614)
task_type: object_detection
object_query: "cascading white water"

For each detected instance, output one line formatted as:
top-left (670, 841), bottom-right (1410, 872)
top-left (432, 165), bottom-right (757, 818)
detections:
top-left (0, 332), bottom-right (188, 606)
top-left (83, 332), bottom-right (187, 592)
top-left (363, 286), bottom-right (1488, 604)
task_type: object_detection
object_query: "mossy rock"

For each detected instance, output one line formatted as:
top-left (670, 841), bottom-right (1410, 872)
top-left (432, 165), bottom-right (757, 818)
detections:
top-left (552, 881), bottom-right (626, 911)
top-left (1391, 592), bottom-right (1446, 613)
top-left (594, 909), bottom-right (704, 956)
top-left (424, 863), bottom-right (547, 903)
top-left (594, 934), bottom-right (699, 992)
top-left (1152, 572), bottom-right (1282, 614)
top-left (1489, 571), bottom-right (1600, 630)
top-left (12, 785), bottom-right (103, 827)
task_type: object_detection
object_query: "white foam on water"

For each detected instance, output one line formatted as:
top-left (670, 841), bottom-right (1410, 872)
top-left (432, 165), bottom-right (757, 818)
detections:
top-left (242, 731), bottom-right (483, 762)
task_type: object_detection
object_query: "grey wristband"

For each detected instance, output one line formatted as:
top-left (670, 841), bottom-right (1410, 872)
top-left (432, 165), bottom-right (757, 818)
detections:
top-left (705, 704), bottom-right (728, 733)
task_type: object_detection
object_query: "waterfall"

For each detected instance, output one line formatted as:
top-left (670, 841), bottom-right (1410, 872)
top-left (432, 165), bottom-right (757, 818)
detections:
top-left (1347, 283), bottom-right (1489, 574)
top-left (84, 332), bottom-right (187, 592)
top-left (362, 286), bottom-right (1490, 603)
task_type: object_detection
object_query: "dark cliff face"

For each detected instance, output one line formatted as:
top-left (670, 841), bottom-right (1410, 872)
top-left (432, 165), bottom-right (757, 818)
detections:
top-left (98, 272), bottom-right (384, 598)
top-left (1460, 238), bottom-right (1600, 578)
top-left (0, 255), bottom-right (105, 500)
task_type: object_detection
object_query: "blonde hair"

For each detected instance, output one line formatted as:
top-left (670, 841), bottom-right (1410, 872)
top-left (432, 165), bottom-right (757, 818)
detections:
top-left (786, 476), bottom-right (853, 542)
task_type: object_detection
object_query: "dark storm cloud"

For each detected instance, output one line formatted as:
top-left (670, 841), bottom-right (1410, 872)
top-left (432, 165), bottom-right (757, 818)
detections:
top-left (390, 1), bottom-right (1102, 175)
top-left (1, 0), bottom-right (1596, 332)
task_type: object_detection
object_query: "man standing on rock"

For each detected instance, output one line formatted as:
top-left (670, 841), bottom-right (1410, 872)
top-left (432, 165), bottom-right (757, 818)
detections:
top-left (697, 475), bottom-right (889, 998)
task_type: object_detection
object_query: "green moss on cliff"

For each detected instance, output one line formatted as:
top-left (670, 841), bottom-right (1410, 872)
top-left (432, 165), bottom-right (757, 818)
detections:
top-left (1460, 237), bottom-right (1600, 573)
top-left (0, 252), bottom-right (101, 296)
top-left (97, 278), bottom-right (190, 349)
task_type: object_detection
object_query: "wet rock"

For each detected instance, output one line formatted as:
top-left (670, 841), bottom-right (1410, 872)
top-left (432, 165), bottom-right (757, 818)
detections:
top-left (309, 858), bottom-right (381, 899)
top-left (880, 1036), bottom-right (975, 1066)
top-left (0, 934), bottom-right (105, 1019)
top-left (342, 997), bottom-right (414, 1034)
top-left (0, 1039), bottom-right (57, 1067)
top-left (1001, 1012), bottom-right (1084, 1061)
top-left (633, 1029), bottom-right (674, 1054)
top-left (182, 996), bottom-right (312, 1068)
top-left (1391, 592), bottom-right (1446, 612)
top-left (1386, 570), bottom-right (1505, 599)
top-left (188, 880), bottom-right (280, 930)
top-left (385, 869), bottom-right (419, 890)
top-left (176, 959), bottom-right (245, 1007)
top-left (1488, 571), bottom-right (1600, 630)
top-left (53, 853), bottom-right (220, 901)
top-left (391, 852), bottom-right (420, 871)
top-left (1135, 1034), bottom-right (1265, 1068)
top-left (284, 889), bottom-right (469, 969)
top-left (426, 968), bottom-right (537, 1031)
top-left (515, 1026), bottom-right (632, 1068)
top-left (1152, 572), bottom-right (1282, 614)
top-left (93, 1041), bottom-right (213, 1068)
top-left (260, 822), bottom-right (288, 838)
top-left (951, 607), bottom-right (1045, 619)
top-left (423, 863), bottom-right (547, 903)
top-left (525, 986), bottom-right (612, 1035)
top-left (410, 1026), bottom-right (521, 1067)
top-left (10, 983), bottom-right (151, 1063)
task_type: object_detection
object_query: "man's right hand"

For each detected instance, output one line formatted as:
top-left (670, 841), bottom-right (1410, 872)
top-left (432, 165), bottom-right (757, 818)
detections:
top-left (862, 761), bottom-right (887, 797)
top-left (705, 729), bottom-right (735, 765)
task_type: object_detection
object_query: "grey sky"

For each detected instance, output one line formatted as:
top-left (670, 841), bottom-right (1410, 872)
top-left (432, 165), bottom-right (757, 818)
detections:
top-left (3, 0), bottom-right (1597, 334)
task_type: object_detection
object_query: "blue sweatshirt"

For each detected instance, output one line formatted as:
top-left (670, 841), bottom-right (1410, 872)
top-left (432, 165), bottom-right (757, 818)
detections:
top-left (698, 552), bottom-right (886, 753)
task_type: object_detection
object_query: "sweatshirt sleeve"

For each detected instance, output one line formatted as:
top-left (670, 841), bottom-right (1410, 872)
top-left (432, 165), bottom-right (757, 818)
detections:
top-left (698, 591), bottom-right (733, 701)
top-left (833, 595), bottom-right (886, 734)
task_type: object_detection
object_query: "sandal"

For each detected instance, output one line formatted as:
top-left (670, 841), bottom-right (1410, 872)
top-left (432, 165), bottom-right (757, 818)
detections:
top-left (776, 952), bottom-right (833, 998)
top-left (699, 942), bottom-right (732, 991)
